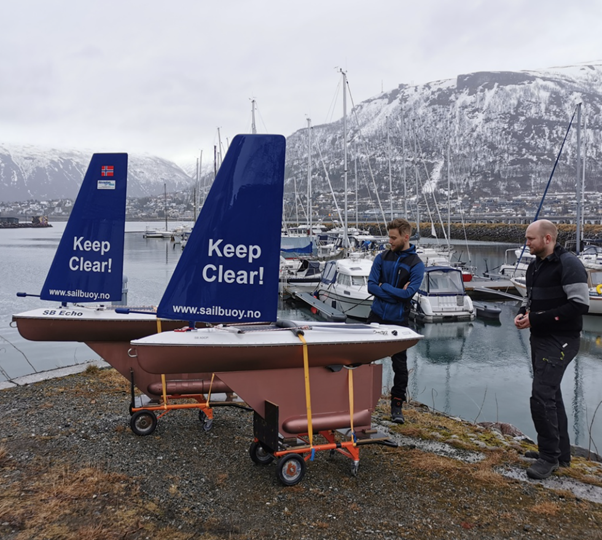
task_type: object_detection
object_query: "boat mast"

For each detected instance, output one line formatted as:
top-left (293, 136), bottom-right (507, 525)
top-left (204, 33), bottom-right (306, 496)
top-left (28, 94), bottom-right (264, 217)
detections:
top-left (355, 153), bottom-right (358, 228)
top-left (413, 129), bottom-right (420, 236)
top-left (307, 117), bottom-right (312, 236)
top-left (198, 149), bottom-right (203, 210)
top-left (293, 176), bottom-right (299, 227)
top-left (575, 102), bottom-right (582, 254)
top-left (341, 69), bottom-right (349, 249)
top-left (217, 128), bottom-right (223, 169)
top-left (164, 183), bottom-right (168, 232)
top-left (447, 143), bottom-right (451, 241)
top-left (213, 145), bottom-right (217, 179)
top-left (403, 115), bottom-right (407, 220)
top-left (251, 99), bottom-right (257, 134)
top-left (194, 157), bottom-right (199, 222)
top-left (387, 116), bottom-right (393, 221)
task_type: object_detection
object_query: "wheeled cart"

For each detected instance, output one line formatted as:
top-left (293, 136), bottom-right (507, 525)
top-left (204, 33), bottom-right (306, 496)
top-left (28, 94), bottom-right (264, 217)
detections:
top-left (250, 411), bottom-right (397, 486)
top-left (231, 361), bottom-right (396, 486)
top-left (128, 370), bottom-right (250, 436)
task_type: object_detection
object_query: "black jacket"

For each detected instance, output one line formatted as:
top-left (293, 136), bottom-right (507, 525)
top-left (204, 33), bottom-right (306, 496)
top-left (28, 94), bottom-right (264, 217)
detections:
top-left (518, 244), bottom-right (589, 337)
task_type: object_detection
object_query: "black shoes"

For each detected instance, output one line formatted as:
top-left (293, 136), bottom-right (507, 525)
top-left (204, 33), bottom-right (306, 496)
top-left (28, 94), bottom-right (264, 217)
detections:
top-left (524, 450), bottom-right (570, 468)
top-left (391, 398), bottom-right (405, 424)
top-left (526, 458), bottom-right (559, 479)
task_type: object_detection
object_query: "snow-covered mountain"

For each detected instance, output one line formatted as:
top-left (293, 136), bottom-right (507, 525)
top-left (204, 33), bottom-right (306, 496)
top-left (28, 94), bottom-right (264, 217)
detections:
top-left (3, 63), bottom-right (601, 205)
top-left (0, 145), bottom-right (193, 202)
top-left (284, 63), bottom-right (602, 205)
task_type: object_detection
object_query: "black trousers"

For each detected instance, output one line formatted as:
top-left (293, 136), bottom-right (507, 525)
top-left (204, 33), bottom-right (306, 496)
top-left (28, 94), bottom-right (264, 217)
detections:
top-left (529, 333), bottom-right (580, 463)
top-left (367, 310), bottom-right (409, 402)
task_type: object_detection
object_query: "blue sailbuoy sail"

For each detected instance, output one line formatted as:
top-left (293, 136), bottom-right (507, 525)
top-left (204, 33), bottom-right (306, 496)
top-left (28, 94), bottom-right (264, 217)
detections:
top-left (40, 153), bottom-right (128, 303)
top-left (157, 134), bottom-right (286, 324)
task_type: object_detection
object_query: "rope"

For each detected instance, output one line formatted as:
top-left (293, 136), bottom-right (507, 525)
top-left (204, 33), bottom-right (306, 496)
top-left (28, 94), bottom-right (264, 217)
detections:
top-left (516, 106), bottom-right (578, 266)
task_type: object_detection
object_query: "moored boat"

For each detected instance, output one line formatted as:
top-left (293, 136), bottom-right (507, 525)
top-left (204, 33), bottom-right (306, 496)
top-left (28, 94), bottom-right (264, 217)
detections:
top-left (411, 266), bottom-right (475, 323)
top-left (315, 253), bottom-right (374, 320)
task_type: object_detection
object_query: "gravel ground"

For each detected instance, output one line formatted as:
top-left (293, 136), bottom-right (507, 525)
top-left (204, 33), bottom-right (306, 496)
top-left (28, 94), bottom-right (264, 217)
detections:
top-left (1, 366), bottom-right (602, 540)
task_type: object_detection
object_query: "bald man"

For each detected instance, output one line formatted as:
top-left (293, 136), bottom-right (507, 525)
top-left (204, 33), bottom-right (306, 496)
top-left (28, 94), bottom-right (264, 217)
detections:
top-left (514, 219), bottom-right (589, 480)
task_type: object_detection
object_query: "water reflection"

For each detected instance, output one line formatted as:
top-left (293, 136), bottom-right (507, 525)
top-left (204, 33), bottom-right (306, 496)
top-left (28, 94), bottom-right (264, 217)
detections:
top-left (2, 227), bottom-right (602, 450)
top-left (382, 303), bottom-right (602, 447)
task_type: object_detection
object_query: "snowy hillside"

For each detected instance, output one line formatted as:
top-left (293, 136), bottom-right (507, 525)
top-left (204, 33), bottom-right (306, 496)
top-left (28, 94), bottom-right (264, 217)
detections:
top-left (284, 63), bottom-right (602, 207)
top-left (0, 145), bottom-right (193, 202)
top-left (3, 63), bottom-right (601, 205)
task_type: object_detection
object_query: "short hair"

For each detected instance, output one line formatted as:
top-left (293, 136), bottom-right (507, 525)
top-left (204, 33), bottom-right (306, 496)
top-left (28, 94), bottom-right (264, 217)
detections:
top-left (388, 218), bottom-right (411, 237)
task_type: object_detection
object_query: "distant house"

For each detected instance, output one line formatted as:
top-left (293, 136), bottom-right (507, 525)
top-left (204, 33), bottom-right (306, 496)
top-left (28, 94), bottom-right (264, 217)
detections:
top-left (0, 215), bottom-right (19, 226)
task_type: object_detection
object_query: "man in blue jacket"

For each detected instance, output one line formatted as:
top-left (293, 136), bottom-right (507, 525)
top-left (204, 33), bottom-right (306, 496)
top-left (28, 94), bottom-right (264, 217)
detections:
top-left (367, 218), bottom-right (425, 423)
top-left (515, 219), bottom-right (589, 480)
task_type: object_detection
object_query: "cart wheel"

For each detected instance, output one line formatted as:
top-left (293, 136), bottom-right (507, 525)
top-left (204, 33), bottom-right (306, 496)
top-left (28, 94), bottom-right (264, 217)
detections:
top-left (351, 461), bottom-right (360, 477)
top-left (130, 411), bottom-right (157, 436)
top-left (199, 410), bottom-right (213, 431)
top-left (249, 441), bottom-right (274, 465)
top-left (276, 454), bottom-right (306, 486)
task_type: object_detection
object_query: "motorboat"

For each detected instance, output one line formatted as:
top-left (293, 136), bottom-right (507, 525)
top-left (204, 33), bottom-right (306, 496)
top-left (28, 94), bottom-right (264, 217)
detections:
top-left (411, 266), bottom-right (475, 323)
top-left (416, 245), bottom-right (474, 282)
top-left (315, 253), bottom-right (374, 320)
top-left (279, 257), bottom-right (323, 296)
top-left (512, 265), bottom-right (602, 316)
top-left (580, 244), bottom-right (602, 270)
top-left (489, 247), bottom-right (535, 279)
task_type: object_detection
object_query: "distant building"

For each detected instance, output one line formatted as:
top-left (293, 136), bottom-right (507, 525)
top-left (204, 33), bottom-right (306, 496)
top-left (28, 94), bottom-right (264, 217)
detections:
top-left (0, 216), bottom-right (19, 226)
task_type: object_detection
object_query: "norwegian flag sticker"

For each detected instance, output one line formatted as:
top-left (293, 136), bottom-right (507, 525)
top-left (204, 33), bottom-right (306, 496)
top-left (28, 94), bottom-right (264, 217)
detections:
top-left (101, 166), bottom-right (114, 177)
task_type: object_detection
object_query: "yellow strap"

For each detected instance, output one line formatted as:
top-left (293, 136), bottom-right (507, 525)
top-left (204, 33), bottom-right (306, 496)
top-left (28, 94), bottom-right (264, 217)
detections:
top-left (161, 373), bottom-right (168, 409)
top-left (298, 335), bottom-right (313, 447)
top-left (348, 368), bottom-right (356, 446)
top-left (156, 318), bottom-right (162, 333)
top-left (206, 373), bottom-right (215, 405)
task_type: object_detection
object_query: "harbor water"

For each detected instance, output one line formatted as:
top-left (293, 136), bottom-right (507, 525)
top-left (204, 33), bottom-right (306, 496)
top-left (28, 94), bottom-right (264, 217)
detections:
top-left (1, 222), bottom-right (601, 448)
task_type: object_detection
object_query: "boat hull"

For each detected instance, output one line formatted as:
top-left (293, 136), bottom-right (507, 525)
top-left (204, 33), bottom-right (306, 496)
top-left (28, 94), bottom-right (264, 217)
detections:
top-left (12, 307), bottom-right (234, 399)
top-left (218, 363), bottom-right (382, 438)
top-left (131, 321), bottom-right (422, 374)
top-left (316, 290), bottom-right (372, 320)
top-left (512, 278), bottom-right (602, 316)
top-left (12, 307), bottom-right (189, 342)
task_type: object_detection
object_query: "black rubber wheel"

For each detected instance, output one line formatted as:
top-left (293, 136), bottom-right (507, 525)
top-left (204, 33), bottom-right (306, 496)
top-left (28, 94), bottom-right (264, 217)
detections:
top-left (130, 411), bottom-right (157, 436)
top-left (249, 441), bottom-right (274, 465)
top-left (199, 410), bottom-right (213, 431)
top-left (276, 454), bottom-right (306, 486)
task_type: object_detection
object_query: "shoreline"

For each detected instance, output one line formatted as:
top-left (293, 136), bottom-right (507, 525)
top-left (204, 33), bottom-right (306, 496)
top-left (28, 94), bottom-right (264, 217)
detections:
top-left (1, 365), bottom-right (601, 539)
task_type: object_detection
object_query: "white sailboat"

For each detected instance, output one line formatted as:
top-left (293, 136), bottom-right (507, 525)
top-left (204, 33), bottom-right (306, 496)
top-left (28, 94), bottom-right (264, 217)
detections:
top-left (313, 70), bottom-right (374, 319)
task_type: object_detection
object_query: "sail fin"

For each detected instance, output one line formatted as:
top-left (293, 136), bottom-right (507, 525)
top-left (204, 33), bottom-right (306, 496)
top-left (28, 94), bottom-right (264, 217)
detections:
top-left (157, 134), bottom-right (286, 324)
top-left (40, 153), bottom-right (128, 303)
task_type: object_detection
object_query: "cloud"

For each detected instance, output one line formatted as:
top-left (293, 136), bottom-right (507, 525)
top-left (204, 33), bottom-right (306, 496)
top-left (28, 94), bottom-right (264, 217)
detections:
top-left (1, 0), bottom-right (600, 167)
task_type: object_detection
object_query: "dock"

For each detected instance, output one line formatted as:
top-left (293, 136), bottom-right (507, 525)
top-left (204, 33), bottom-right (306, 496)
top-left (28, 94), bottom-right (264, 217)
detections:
top-left (291, 291), bottom-right (347, 322)
top-left (464, 278), bottom-right (519, 300)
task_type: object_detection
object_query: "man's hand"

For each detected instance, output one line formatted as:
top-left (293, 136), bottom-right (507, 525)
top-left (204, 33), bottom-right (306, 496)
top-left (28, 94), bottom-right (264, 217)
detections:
top-left (514, 313), bottom-right (531, 330)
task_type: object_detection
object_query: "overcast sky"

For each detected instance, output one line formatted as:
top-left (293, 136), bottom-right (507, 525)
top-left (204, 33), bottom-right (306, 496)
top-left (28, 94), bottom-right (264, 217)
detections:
top-left (1, 0), bottom-right (600, 169)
